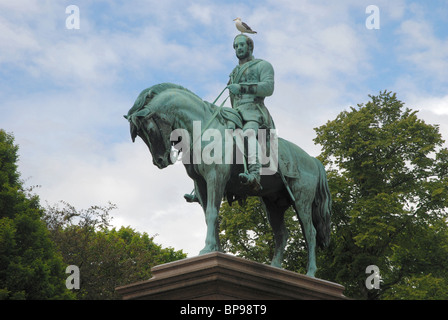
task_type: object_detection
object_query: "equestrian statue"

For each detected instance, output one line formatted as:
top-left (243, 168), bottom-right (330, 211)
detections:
top-left (124, 34), bottom-right (331, 277)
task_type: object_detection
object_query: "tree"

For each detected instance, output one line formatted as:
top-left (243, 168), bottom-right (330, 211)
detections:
top-left (43, 201), bottom-right (187, 299)
top-left (0, 130), bottom-right (73, 299)
top-left (218, 91), bottom-right (448, 299)
top-left (313, 91), bottom-right (448, 299)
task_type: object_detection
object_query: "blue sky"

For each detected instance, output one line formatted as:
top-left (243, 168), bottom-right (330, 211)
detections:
top-left (1, 0), bottom-right (447, 256)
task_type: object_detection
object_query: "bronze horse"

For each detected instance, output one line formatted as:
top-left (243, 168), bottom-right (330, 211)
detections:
top-left (125, 83), bottom-right (331, 277)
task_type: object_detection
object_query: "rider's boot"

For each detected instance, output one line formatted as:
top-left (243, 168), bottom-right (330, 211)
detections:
top-left (239, 153), bottom-right (262, 193)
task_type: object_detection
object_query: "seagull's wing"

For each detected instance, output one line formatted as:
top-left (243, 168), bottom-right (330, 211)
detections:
top-left (242, 21), bottom-right (254, 31)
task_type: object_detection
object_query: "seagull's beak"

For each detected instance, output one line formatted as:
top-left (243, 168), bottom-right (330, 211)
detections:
top-left (233, 18), bottom-right (237, 21)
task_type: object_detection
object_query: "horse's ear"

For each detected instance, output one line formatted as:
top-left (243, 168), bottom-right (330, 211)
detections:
top-left (124, 114), bottom-right (137, 142)
top-left (130, 122), bottom-right (137, 142)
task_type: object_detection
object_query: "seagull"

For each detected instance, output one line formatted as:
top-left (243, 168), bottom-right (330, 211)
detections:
top-left (233, 17), bottom-right (257, 34)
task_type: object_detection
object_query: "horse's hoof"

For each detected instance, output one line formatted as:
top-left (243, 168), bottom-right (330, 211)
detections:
top-left (306, 270), bottom-right (316, 277)
top-left (199, 247), bottom-right (219, 255)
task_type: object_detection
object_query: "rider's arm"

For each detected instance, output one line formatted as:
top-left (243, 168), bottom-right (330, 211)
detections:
top-left (239, 61), bottom-right (274, 97)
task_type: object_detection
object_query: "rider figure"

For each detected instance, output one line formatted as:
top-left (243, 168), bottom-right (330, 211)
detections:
top-left (184, 34), bottom-right (275, 202)
top-left (227, 34), bottom-right (275, 192)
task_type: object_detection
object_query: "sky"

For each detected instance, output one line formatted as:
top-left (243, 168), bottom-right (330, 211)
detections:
top-left (1, 0), bottom-right (447, 257)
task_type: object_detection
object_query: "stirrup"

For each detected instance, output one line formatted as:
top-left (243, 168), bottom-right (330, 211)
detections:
top-left (239, 172), bottom-right (262, 192)
top-left (184, 193), bottom-right (199, 203)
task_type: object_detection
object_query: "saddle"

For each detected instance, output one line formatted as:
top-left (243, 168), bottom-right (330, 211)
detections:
top-left (219, 106), bottom-right (244, 130)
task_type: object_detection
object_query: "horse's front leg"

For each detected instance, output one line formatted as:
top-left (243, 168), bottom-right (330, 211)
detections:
top-left (199, 169), bottom-right (228, 255)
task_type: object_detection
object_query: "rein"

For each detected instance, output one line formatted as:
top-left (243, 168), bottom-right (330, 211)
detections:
top-left (191, 86), bottom-right (229, 148)
top-left (202, 87), bottom-right (229, 132)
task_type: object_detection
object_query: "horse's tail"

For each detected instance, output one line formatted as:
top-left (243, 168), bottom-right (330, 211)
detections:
top-left (312, 158), bottom-right (332, 248)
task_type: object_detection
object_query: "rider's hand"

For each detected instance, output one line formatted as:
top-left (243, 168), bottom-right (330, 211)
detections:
top-left (227, 84), bottom-right (241, 95)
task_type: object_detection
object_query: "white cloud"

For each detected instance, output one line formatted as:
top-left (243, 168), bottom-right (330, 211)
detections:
top-left (0, 1), bottom-right (230, 89)
top-left (408, 96), bottom-right (448, 148)
top-left (415, 95), bottom-right (448, 116)
top-left (395, 19), bottom-right (448, 84)
top-left (33, 38), bottom-right (120, 85)
top-left (187, 3), bottom-right (213, 26)
top-left (0, 16), bottom-right (40, 64)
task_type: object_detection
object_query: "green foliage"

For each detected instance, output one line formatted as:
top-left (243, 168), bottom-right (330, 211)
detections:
top-left (220, 197), bottom-right (274, 264)
top-left (0, 130), bottom-right (73, 300)
top-left (314, 91), bottom-right (448, 299)
top-left (382, 274), bottom-right (448, 300)
top-left (43, 201), bottom-right (186, 299)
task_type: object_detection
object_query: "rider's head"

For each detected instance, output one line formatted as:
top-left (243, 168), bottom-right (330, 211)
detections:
top-left (233, 34), bottom-right (254, 61)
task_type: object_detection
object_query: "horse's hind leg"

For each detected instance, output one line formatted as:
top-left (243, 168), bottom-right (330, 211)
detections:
top-left (261, 197), bottom-right (289, 268)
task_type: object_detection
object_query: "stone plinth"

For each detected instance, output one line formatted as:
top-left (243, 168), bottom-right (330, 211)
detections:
top-left (115, 252), bottom-right (348, 300)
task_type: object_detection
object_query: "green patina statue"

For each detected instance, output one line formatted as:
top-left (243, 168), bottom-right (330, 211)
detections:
top-left (228, 34), bottom-right (276, 192)
top-left (124, 34), bottom-right (332, 277)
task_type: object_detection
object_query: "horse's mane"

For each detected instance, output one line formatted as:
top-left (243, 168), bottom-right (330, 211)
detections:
top-left (126, 83), bottom-right (202, 118)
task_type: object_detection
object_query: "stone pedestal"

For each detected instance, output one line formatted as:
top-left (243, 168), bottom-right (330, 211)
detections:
top-left (116, 252), bottom-right (348, 300)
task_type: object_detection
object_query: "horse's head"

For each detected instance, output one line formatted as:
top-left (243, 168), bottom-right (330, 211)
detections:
top-left (125, 111), bottom-right (174, 169)
top-left (125, 83), bottom-right (197, 169)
